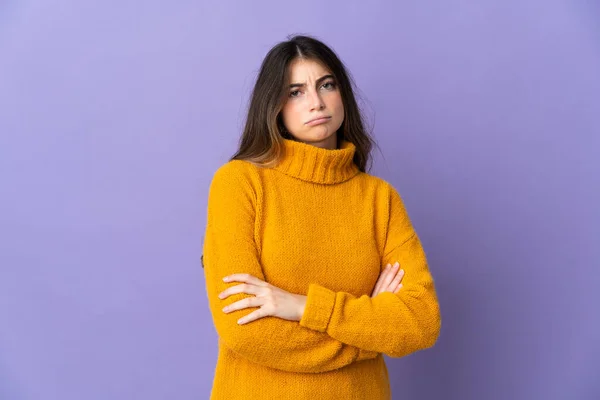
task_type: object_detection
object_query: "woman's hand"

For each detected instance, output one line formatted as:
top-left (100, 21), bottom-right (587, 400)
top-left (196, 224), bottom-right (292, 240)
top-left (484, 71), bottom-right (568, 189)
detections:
top-left (371, 262), bottom-right (404, 297)
top-left (219, 273), bottom-right (307, 325)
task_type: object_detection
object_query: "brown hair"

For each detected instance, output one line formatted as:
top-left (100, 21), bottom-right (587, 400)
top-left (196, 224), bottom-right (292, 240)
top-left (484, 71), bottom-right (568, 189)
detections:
top-left (230, 34), bottom-right (377, 172)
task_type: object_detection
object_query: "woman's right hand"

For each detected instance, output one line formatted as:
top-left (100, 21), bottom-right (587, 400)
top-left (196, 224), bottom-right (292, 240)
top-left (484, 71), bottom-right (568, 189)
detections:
top-left (371, 262), bottom-right (404, 297)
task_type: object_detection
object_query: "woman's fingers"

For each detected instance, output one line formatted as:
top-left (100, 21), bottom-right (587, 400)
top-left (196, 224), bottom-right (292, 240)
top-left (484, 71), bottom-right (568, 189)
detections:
top-left (222, 295), bottom-right (264, 313)
top-left (379, 262), bottom-right (400, 292)
top-left (388, 268), bottom-right (405, 292)
top-left (219, 273), bottom-right (270, 299)
top-left (222, 294), bottom-right (270, 325)
top-left (372, 262), bottom-right (405, 297)
top-left (372, 263), bottom-right (392, 295)
top-left (219, 282), bottom-right (262, 299)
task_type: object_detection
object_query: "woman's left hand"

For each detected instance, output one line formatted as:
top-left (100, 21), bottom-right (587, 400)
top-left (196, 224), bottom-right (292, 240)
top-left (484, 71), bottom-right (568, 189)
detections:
top-left (218, 273), bottom-right (307, 325)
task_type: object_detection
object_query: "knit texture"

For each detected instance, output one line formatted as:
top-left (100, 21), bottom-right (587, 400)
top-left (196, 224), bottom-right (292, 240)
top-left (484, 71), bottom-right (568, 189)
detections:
top-left (203, 138), bottom-right (441, 400)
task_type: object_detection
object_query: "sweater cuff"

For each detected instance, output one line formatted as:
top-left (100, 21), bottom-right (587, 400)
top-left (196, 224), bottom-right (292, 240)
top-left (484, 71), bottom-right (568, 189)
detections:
top-left (299, 283), bottom-right (336, 332)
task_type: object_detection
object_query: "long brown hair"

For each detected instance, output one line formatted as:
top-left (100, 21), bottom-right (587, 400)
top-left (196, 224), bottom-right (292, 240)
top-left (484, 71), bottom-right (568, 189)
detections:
top-left (230, 34), bottom-right (377, 172)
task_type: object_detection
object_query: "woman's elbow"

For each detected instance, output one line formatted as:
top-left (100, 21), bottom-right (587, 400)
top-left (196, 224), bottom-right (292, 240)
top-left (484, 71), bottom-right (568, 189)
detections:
top-left (388, 302), bottom-right (441, 358)
top-left (407, 300), bottom-right (442, 353)
top-left (420, 299), bottom-right (441, 349)
top-left (421, 310), bottom-right (441, 349)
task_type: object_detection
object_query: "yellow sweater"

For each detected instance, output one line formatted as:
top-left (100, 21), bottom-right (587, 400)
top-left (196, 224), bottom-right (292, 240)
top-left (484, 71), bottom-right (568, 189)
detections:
top-left (203, 138), bottom-right (441, 399)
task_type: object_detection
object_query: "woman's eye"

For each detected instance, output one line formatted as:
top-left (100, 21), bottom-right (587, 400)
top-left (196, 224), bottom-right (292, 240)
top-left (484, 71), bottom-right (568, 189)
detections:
top-left (290, 82), bottom-right (335, 97)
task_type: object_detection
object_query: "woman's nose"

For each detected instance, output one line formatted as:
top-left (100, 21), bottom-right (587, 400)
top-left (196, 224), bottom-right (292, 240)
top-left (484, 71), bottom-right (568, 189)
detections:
top-left (308, 90), bottom-right (325, 110)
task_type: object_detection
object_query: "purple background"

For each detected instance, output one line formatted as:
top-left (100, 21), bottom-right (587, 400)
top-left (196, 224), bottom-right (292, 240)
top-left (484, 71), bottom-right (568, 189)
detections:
top-left (1, 1), bottom-right (598, 399)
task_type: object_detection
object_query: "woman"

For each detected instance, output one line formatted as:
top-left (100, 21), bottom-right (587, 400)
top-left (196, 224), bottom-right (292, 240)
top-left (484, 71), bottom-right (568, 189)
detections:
top-left (202, 34), bottom-right (441, 399)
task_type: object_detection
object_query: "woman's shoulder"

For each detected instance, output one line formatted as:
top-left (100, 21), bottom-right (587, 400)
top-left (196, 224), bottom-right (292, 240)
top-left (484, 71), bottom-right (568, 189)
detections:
top-left (210, 159), bottom-right (262, 190)
top-left (356, 170), bottom-right (398, 194)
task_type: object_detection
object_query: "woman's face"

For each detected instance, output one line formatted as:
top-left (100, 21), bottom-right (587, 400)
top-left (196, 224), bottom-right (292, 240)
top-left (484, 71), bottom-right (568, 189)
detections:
top-left (280, 58), bottom-right (344, 149)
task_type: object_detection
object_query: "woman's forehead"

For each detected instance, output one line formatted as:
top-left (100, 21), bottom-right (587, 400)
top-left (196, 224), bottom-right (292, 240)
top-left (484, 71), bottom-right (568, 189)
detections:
top-left (287, 59), bottom-right (332, 81)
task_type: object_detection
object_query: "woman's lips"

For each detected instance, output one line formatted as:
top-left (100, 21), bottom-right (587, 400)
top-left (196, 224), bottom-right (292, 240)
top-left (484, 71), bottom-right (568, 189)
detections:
top-left (306, 116), bottom-right (331, 126)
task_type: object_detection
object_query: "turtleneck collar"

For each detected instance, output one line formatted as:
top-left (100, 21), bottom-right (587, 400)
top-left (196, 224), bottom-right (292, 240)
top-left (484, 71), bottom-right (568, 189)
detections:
top-left (272, 138), bottom-right (360, 184)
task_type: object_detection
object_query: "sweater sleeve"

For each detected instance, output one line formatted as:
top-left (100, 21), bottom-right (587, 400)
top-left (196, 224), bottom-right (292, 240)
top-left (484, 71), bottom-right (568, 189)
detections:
top-left (202, 162), bottom-right (378, 373)
top-left (299, 184), bottom-right (441, 358)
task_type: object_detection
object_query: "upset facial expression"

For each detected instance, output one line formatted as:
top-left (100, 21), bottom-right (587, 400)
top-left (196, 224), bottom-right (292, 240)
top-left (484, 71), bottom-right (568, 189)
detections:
top-left (280, 58), bottom-right (344, 149)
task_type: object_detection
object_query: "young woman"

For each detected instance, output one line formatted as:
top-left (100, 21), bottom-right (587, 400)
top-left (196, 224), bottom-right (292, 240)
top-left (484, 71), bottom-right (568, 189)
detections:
top-left (202, 34), bottom-right (441, 400)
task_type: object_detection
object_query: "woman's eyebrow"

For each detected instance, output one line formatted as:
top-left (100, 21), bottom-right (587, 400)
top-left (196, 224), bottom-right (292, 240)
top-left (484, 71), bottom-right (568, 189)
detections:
top-left (289, 74), bottom-right (334, 89)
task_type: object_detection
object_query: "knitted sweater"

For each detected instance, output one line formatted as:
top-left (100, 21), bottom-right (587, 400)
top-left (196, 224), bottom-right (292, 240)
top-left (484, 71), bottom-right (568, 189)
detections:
top-left (202, 138), bottom-right (441, 400)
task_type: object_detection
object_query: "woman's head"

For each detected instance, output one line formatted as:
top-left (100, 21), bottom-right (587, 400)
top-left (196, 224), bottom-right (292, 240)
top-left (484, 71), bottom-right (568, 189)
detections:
top-left (231, 34), bottom-right (375, 172)
top-left (280, 57), bottom-right (344, 150)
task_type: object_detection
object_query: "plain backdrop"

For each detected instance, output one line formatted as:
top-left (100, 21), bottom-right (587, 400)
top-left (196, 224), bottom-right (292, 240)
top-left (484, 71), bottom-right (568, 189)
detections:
top-left (1, 1), bottom-right (599, 399)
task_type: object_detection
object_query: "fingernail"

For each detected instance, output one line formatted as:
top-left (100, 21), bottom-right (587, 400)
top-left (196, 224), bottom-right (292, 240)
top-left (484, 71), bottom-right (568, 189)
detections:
top-left (223, 276), bottom-right (230, 282)
top-left (394, 262), bottom-right (399, 268)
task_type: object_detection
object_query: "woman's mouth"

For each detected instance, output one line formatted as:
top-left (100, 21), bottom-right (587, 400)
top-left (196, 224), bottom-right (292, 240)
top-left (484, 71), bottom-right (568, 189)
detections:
top-left (306, 116), bottom-right (331, 126)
